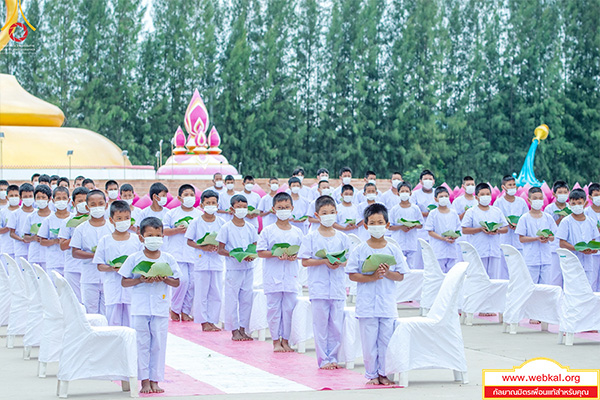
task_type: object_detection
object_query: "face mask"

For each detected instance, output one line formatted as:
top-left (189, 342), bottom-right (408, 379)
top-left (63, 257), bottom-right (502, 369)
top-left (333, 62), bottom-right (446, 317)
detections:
top-left (297, 176), bottom-right (304, 183)
top-left (270, 183), bottom-right (279, 192)
top-left (182, 196), bottom-right (196, 208)
top-left (506, 188), bottom-right (517, 196)
top-left (54, 200), bottom-right (69, 210)
top-left (125, 198), bottom-right (134, 206)
top-left (8, 197), bottom-right (20, 206)
top-left (275, 209), bottom-right (292, 220)
top-left (319, 214), bottom-right (336, 227)
top-left (33, 182), bottom-right (39, 188)
top-left (368, 179), bottom-right (376, 185)
top-left (214, 180), bottom-right (224, 188)
top-left (144, 236), bottom-right (163, 251)
top-left (22, 198), bottom-right (34, 207)
top-left (530, 199), bottom-right (544, 210)
top-left (320, 176), bottom-right (329, 182)
top-left (226, 183), bottom-right (235, 191)
top-left (422, 179), bottom-right (434, 190)
top-left (343, 195), bottom-right (353, 203)
top-left (51, 184), bottom-right (57, 190)
top-left (203, 205), bottom-right (218, 214)
top-left (321, 188), bottom-right (332, 196)
top-left (107, 190), bottom-right (119, 200)
top-left (438, 197), bottom-right (450, 207)
top-left (244, 183), bottom-right (254, 192)
top-left (157, 196), bottom-right (168, 207)
top-left (556, 194), bottom-right (568, 203)
top-left (89, 206), bottom-right (106, 219)
top-left (399, 192), bottom-right (410, 202)
top-left (593, 196), bottom-right (600, 207)
top-left (0, 191), bottom-right (6, 200)
top-left (366, 193), bottom-right (377, 201)
top-left (291, 186), bottom-right (301, 194)
top-left (570, 204), bottom-right (584, 215)
top-left (76, 202), bottom-right (88, 214)
top-left (478, 195), bottom-right (492, 207)
top-left (234, 208), bottom-right (248, 219)
top-left (391, 179), bottom-right (402, 189)
top-left (114, 220), bottom-right (131, 233)
top-left (342, 177), bottom-right (352, 185)
top-left (36, 200), bottom-right (49, 209)
top-left (465, 185), bottom-right (475, 195)
top-left (368, 225), bottom-right (387, 239)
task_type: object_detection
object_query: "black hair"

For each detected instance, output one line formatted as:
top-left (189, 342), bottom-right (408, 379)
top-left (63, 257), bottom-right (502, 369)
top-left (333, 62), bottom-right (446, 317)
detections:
top-left (230, 194), bottom-right (248, 206)
top-left (72, 187), bottom-right (89, 201)
top-left (86, 189), bottom-right (106, 202)
top-left (213, 172), bottom-right (223, 179)
top-left (201, 189), bottom-right (219, 203)
top-left (463, 176), bottom-right (475, 183)
top-left (502, 175), bottom-right (515, 185)
top-left (82, 178), bottom-right (95, 187)
top-left (178, 184), bottom-right (195, 197)
top-left (288, 177), bottom-right (301, 186)
top-left (316, 168), bottom-right (329, 176)
top-left (19, 183), bottom-right (34, 196)
top-left (363, 182), bottom-right (377, 192)
top-left (243, 175), bottom-right (254, 183)
top-left (341, 184), bottom-right (354, 193)
top-left (528, 187), bottom-right (543, 196)
top-left (364, 170), bottom-right (376, 179)
top-left (434, 186), bottom-right (449, 198)
top-left (57, 177), bottom-right (70, 186)
top-left (318, 180), bottom-right (329, 188)
top-left (31, 173), bottom-right (40, 181)
top-left (53, 186), bottom-right (69, 198)
top-left (109, 200), bottom-right (131, 218)
top-left (273, 192), bottom-right (293, 206)
top-left (552, 180), bottom-right (569, 193)
top-left (34, 184), bottom-right (52, 199)
top-left (225, 174), bottom-right (235, 182)
top-left (475, 182), bottom-right (491, 196)
top-left (269, 177), bottom-right (279, 183)
top-left (391, 171), bottom-right (402, 178)
top-left (292, 167), bottom-right (305, 176)
top-left (363, 203), bottom-right (389, 224)
top-left (7, 184), bottom-right (19, 193)
top-left (50, 175), bottom-right (60, 182)
top-left (398, 181), bottom-right (412, 192)
top-left (39, 174), bottom-right (51, 183)
top-left (75, 175), bottom-right (85, 181)
top-left (339, 166), bottom-right (352, 176)
top-left (0, 180), bottom-right (8, 187)
top-left (120, 183), bottom-right (134, 194)
top-left (420, 169), bottom-right (435, 180)
top-left (569, 188), bottom-right (586, 201)
top-left (140, 216), bottom-right (163, 236)
top-left (589, 183), bottom-right (600, 195)
top-left (315, 195), bottom-right (336, 213)
top-left (105, 180), bottom-right (119, 190)
top-left (149, 182), bottom-right (168, 199)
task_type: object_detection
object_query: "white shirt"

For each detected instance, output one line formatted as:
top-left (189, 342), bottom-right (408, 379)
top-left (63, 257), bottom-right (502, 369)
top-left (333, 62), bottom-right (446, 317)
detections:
top-left (410, 188), bottom-right (436, 214)
top-left (336, 203), bottom-right (362, 235)
top-left (163, 206), bottom-right (202, 263)
top-left (556, 215), bottom-right (599, 271)
top-left (215, 220), bottom-right (259, 271)
top-left (461, 205), bottom-right (507, 258)
top-left (185, 215), bottom-right (226, 271)
top-left (423, 208), bottom-right (461, 260)
top-left (290, 195), bottom-right (310, 233)
top-left (70, 220), bottom-right (113, 284)
top-left (241, 191), bottom-right (261, 229)
top-left (37, 213), bottom-right (70, 269)
top-left (257, 223), bottom-right (303, 293)
top-left (514, 212), bottom-right (556, 266)
top-left (58, 213), bottom-right (82, 274)
top-left (380, 189), bottom-right (400, 211)
top-left (7, 208), bottom-right (35, 257)
top-left (218, 191), bottom-right (237, 222)
top-left (389, 204), bottom-right (424, 252)
top-left (140, 206), bottom-right (168, 221)
top-left (452, 195), bottom-right (478, 216)
top-left (0, 207), bottom-right (16, 255)
top-left (258, 194), bottom-right (277, 228)
top-left (495, 195), bottom-right (530, 250)
top-left (26, 209), bottom-right (52, 263)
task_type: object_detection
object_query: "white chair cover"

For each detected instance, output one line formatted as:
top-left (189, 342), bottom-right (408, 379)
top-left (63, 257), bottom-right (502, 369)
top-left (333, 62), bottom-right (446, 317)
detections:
top-left (396, 269), bottom-right (423, 303)
top-left (418, 239), bottom-right (446, 311)
top-left (338, 306), bottom-right (362, 367)
top-left (0, 254), bottom-right (11, 326)
top-left (289, 296), bottom-right (313, 348)
top-left (458, 241), bottom-right (508, 314)
top-left (385, 262), bottom-right (468, 376)
top-left (556, 249), bottom-right (600, 334)
top-left (249, 289), bottom-right (268, 337)
top-left (3, 254), bottom-right (28, 336)
top-left (501, 245), bottom-right (562, 325)
top-left (346, 234), bottom-right (362, 297)
top-left (20, 258), bottom-right (44, 348)
top-left (52, 271), bottom-right (137, 382)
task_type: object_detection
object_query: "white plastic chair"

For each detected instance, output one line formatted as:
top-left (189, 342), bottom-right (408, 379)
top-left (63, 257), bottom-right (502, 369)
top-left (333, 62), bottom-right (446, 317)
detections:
top-left (346, 234), bottom-right (362, 301)
top-left (2, 254), bottom-right (28, 348)
top-left (501, 245), bottom-right (562, 334)
top-left (385, 262), bottom-right (469, 387)
top-left (52, 271), bottom-right (138, 398)
top-left (458, 241), bottom-right (508, 325)
top-left (0, 254), bottom-right (11, 326)
top-left (20, 258), bottom-right (44, 360)
top-left (249, 289), bottom-right (268, 341)
top-left (556, 249), bottom-right (600, 346)
top-left (418, 239), bottom-right (446, 315)
top-left (338, 306), bottom-right (362, 369)
top-left (289, 296), bottom-right (313, 353)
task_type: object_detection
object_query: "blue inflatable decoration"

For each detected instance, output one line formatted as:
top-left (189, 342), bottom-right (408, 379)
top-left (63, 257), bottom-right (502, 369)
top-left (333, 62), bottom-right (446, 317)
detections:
top-left (513, 124), bottom-right (549, 187)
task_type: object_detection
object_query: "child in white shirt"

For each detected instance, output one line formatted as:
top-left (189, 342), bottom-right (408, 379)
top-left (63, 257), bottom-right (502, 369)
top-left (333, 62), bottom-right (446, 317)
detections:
top-left (7, 183), bottom-right (36, 261)
top-left (288, 177), bottom-right (310, 234)
top-left (141, 182), bottom-right (169, 221)
top-left (347, 203), bottom-right (407, 385)
top-left (258, 177), bottom-right (279, 228)
top-left (452, 176), bottom-right (477, 219)
top-left (334, 185), bottom-right (361, 235)
top-left (495, 175), bottom-right (530, 251)
top-left (388, 182), bottom-right (424, 268)
top-left (119, 184), bottom-right (142, 233)
top-left (424, 187), bottom-right (461, 272)
top-left (380, 172), bottom-right (403, 211)
top-left (0, 184), bottom-right (21, 260)
top-left (240, 175), bottom-right (261, 230)
top-left (217, 174), bottom-right (237, 222)
top-left (257, 192), bottom-right (303, 352)
top-left (38, 186), bottom-right (71, 276)
top-left (356, 183), bottom-right (383, 241)
top-left (26, 184), bottom-right (53, 269)
top-left (543, 180), bottom-right (571, 286)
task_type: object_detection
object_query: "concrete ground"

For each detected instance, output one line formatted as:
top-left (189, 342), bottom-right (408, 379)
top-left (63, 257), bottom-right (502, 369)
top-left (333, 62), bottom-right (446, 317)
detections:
top-left (2, 303), bottom-right (598, 400)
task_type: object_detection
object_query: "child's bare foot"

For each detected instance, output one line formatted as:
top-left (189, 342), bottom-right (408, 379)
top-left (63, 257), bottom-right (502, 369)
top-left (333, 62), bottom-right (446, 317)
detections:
top-left (378, 375), bottom-right (394, 386)
top-left (332, 362), bottom-right (342, 369)
top-left (150, 381), bottom-right (164, 393)
top-left (479, 312), bottom-right (497, 317)
top-left (202, 322), bottom-right (212, 331)
top-left (232, 329), bottom-right (245, 341)
top-left (181, 313), bottom-right (194, 322)
top-left (140, 379), bottom-right (152, 393)
top-left (320, 363), bottom-right (334, 370)
top-left (273, 340), bottom-right (285, 352)
top-left (209, 323), bottom-right (221, 331)
top-left (529, 319), bottom-right (541, 324)
top-left (281, 339), bottom-right (294, 352)
top-left (170, 310), bottom-right (181, 321)
top-left (366, 378), bottom-right (380, 385)
top-left (240, 327), bottom-right (253, 341)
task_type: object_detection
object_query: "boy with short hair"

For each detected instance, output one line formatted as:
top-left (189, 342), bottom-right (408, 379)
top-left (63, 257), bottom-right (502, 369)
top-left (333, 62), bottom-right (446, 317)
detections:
top-left (203, 172), bottom-right (225, 195)
top-left (515, 187), bottom-right (557, 284)
top-left (50, 175), bottom-right (60, 190)
top-left (186, 190), bottom-right (225, 332)
top-left (216, 194), bottom-right (259, 341)
top-left (306, 180), bottom-right (333, 231)
top-left (356, 183), bottom-right (383, 241)
top-left (298, 195), bottom-right (350, 369)
top-left (424, 186), bottom-right (461, 272)
top-left (0, 184), bottom-right (21, 260)
top-left (57, 177), bottom-right (70, 188)
top-left (74, 175), bottom-right (85, 188)
top-left (257, 192), bottom-right (303, 352)
top-left (31, 173), bottom-right (40, 187)
top-left (38, 174), bottom-right (51, 187)
top-left (94, 200), bottom-right (141, 326)
top-left (347, 203), bottom-right (407, 385)
top-left (557, 189), bottom-right (600, 290)
top-left (388, 182), bottom-right (424, 268)
top-left (495, 175), bottom-right (529, 252)
top-left (258, 177), bottom-right (280, 228)
top-left (120, 217), bottom-right (181, 394)
top-left (292, 167), bottom-right (311, 199)
top-left (38, 186), bottom-right (71, 276)
top-left (7, 183), bottom-right (36, 261)
top-left (26, 184), bottom-right (54, 269)
top-left (120, 183), bottom-right (142, 231)
top-left (0, 179), bottom-right (9, 209)
top-left (544, 180), bottom-right (570, 285)
top-left (355, 171), bottom-right (379, 203)
top-left (163, 184), bottom-right (201, 322)
top-left (333, 167), bottom-right (355, 204)
top-left (411, 169), bottom-right (436, 218)
top-left (82, 178), bottom-right (95, 190)
top-left (141, 182), bottom-right (169, 221)
top-left (380, 172), bottom-right (403, 211)
top-left (70, 189), bottom-right (112, 314)
top-left (452, 176), bottom-right (477, 219)
top-left (334, 184), bottom-right (361, 234)
top-left (105, 179), bottom-right (120, 205)
top-left (584, 182), bottom-right (600, 228)
top-left (241, 175), bottom-right (261, 230)
top-left (309, 168), bottom-right (329, 201)
top-left (288, 177), bottom-right (310, 233)
top-left (218, 175), bottom-right (237, 222)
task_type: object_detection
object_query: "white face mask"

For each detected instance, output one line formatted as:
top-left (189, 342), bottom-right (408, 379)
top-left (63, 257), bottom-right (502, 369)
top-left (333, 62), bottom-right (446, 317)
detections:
top-left (438, 197), bottom-right (450, 207)
top-left (36, 199), bottom-right (49, 209)
top-left (399, 192), bottom-right (411, 202)
top-left (478, 195), bottom-right (492, 207)
top-left (270, 183), bottom-right (279, 192)
top-left (114, 220), bottom-right (131, 233)
top-left (570, 204), bottom-right (584, 215)
top-left (506, 188), bottom-right (517, 196)
top-left (234, 207), bottom-right (248, 219)
top-left (342, 177), bottom-right (352, 185)
top-left (366, 193), bottom-right (377, 201)
top-left (465, 185), bottom-right (475, 195)
top-left (0, 191), bottom-right (6, 200)
top-left (8, 197), bottom-right (20, 206)
top-left (321, 188), bottom-right (332, 196)
top-left (107, 190), bottom-right (119, 200)
top-left (54, 200), bottom-right (69, 210)
top-left (530, 199), bottom-right (544, 210)
top-left (367, 225), bottom-right (387, 239)
top-left (275, 209), bottom-right (292, 220)
top-left (124, 198), bottom-right (134, 206)
top-left (343, 195), bottom-right (353, 203)
top-left (422, 179), bottom-right (434, 190)
top-left (22, 198), bottom-right (35, 207)
top-left (319, 214), bottom-right (337, 227)
top-left (291, 186), bottom-right (301, 194)
top-left (320, 175), bottom-right (329, 182)
top-left (391, 179), bottom-right (402, 189)
top-left (89, 206), bottom-right (106, 218)
top-left (51, 184), bottom-right (57, 190)
top-left (182, 196), bottom-right (196, 208)
top-left (144, 236), bottom-right (163, 251)
top-left (297, 176), bottom-right (304, 183)
top-left (203, 205), bottom-right (218, 214)
top-left (76, 202), bottom-right (88, 214)
top-left (556, 194), bottom-right (568, 203)
top-left (33, 182), bottom-right (39, 188)
top-left (157, 196), bottom-right (168, 207)
top-left (244, 183), bottom-right (254, 192)
top-left (593, 196), bottom-right (600, 207)
top-left (368, 179), bottom-right (376, 185)
top-left (226, 183), bottom-right (235, 191)
top-left (214, 180), bottom-right (224, 188)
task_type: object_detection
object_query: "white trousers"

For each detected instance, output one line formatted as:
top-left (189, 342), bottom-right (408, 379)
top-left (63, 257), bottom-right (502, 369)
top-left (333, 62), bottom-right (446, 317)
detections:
top-left (105, 303), bottom-right (131, 327)
top-left (311, 299), bottom-right (344, 368)
top-left (224, 269), bottom-right (254, 331)
top-left (265, 291), bottom-right (297, 340)
top-left (81, 282), bottom-right (105, 315)
top-left (528, 264), bottom-right (552, 285)
top-left (171, 262), bottom-right (194, 315)
top-left (403, 250), bottom-right (422, 269)
top-left (193, 270), bottom-right (223, 324)
top-left (132, 315), bottom-right (168, 382)
top-left (358, 317), bottom-right (395, 379)
top-left (438, 258), bottom-right (457, 273)
top-left (549, 253), bottom-right (563, 286)
top-left (482, 256), bottom-right (502, 279)
top-left (64, 271), bottom-right (82, 302)
top-left (585, 261), bottom-right (600, 292)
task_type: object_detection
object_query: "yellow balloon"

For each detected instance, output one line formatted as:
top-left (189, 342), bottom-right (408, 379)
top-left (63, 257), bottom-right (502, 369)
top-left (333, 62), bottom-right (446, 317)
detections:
top-left (534, 124), bottom-right (549, 141)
